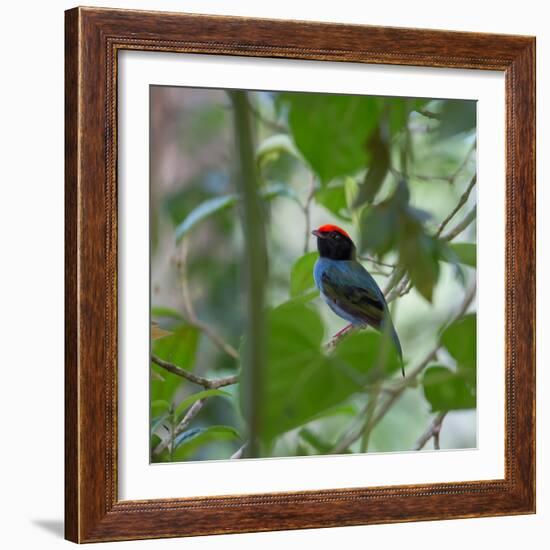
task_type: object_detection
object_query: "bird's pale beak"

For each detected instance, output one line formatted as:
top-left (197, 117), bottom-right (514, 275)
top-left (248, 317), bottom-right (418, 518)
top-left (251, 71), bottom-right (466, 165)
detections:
top-left (312, 229), bottom-right (326, 239)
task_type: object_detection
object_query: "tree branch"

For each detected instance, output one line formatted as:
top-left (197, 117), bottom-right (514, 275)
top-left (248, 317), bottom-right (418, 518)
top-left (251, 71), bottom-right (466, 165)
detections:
top-left (358, 256), bottom-right (397, 269)
top-left (230, 90), bottom-right (268, 459)
top-left (415, 411), bottom-right (447, 451)
top-left (231, 442), bottom-right (248, 459)
top-left (441, 206), bottom-right (477, 242)
top-left (151, 354), bottom-right (238, 389)
top-left (391, 139), bottom-right (475, 186)
top-left (435, 174), bottom-right (477, 238)
top-left (154, 397), bottom-right (207, 456)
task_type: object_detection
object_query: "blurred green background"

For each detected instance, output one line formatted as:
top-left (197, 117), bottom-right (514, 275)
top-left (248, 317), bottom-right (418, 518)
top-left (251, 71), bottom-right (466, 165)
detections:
top-left (149, 86), bottom-right (477, 463)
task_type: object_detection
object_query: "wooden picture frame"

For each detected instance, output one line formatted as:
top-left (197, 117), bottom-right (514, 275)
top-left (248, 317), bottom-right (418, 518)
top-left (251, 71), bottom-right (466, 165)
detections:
top-left (65, 6), bottom-right (536, 543)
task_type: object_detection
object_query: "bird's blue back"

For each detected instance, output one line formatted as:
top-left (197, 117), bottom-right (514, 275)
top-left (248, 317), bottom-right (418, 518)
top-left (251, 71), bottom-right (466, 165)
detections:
top-left (314, 256), bottom-right (403, 362)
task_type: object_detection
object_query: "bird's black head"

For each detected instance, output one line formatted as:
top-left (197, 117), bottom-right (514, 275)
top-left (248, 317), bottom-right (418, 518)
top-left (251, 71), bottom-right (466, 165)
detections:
top-left (312, 224), bottom-right (356, 261)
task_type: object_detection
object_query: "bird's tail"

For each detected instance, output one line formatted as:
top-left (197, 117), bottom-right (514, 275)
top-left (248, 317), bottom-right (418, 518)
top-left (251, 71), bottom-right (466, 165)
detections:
top-left (390, 325), bottom-right (405, 377)
top-left (382, 319), bottom-right (404, 377)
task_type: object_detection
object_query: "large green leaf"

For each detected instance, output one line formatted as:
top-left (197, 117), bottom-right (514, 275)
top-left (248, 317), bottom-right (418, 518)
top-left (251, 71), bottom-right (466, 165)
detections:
top-left (282, 93), bottom-right (380, 184)
top-left (354, 126), bottom-right (390, 205)
top-left (260, 182), bottom-right (301, 205)
top-left (175, 184), bottom-right (300, 242)
top-left (151, 399), bottom-right (170, 416)
top-left (290, 252), bottom-right (318, 297)
top-left (441, 313), bottom-right (476, 384)
top-left (315, 182), bottom-right (351, 221)
top-left (150, 325), bottom-right (200, 403)
top-left (256, 133), bottom-right (302, 168)
top-left (255, 303), bottom-right (397, 443)
top-left (401, 223), bottom-right (440, 302)
top-left (360, 181), bottom-right (441, 302)
top-left (334, 331), bottom-right (402, 380)
top-left (422, 365), bottom-right (476, 411)
top-left (175, 195), bottom-right (237, 242)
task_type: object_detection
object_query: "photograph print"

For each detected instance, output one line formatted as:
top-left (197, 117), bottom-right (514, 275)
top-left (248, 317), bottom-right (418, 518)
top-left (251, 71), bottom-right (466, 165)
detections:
top-left (149, 86), bottom-right (477, 463)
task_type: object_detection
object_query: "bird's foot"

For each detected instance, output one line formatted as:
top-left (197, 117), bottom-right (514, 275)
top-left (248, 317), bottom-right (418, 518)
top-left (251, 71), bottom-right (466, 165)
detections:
top-left (333, 323), bottom-right (354, 339)
top-left (326, 324), bottom-right (355, 349)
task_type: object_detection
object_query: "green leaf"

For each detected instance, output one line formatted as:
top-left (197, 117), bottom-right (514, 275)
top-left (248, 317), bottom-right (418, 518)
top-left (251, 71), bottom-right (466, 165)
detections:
top-left (354, 126), bottom-right (390, 206)
top-left (282, 93), bottom-right (380, 184)
top-left (173, 427), bottom-right (203, 449)
top-left (151, 399), bottom-right (170, 416)
top-left (255, 303), bottom-right (396, 443)
top-left (173, 425), bottom-right (241, 458)
top-left (360, 181), bottom-right (441, 302)
top-left (174, 184), bottom-right (299, 242)
top-left (334, 331), bottom-right (403, 380)
top-left (422, 365), bottom-right (476, 411)
top-left (437, 100), bottom-right (477, 139)
top-left (151, 306), bottom-right (185, 321)
top-left (344, 176), bottom-right (359, 210)
top-left (315, 182), bottom-right (351, 221)
top-left (441, 313), bottom-right (476, 384)
top-left (290, 252), bottom-right (318, 297)
top-left (299, 428), bottom-right (333, 453)
top-left (401, 227), bottom-right (440, 302)
top-left (256, 134), bottom-right (302, 168)
top-left (308, 403), bottom-right (357, 422)
top-left (174, 389), bottom-right (232, 423)
top-left (151, 325), bottom-right (200, 403)
top-left (174, 425), bottom-right (241, 449)
top-left (448, 243), bottom-right (476, 268)
top-left (261, 182), bottom-right (301, 205)
top-left (175, 195), bottom-right (237, 242)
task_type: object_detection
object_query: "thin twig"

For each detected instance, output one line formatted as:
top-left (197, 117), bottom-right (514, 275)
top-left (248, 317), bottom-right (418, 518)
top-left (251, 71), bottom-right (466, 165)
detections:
top-left (358, 256), bottom-right (397, 269)
top-left (325, 324), bottom-right (357, 349)
top-left (441, 206), bottom-right (477, 242)
top-left (231, 442), bottom-right (248, 459)
top-left (391, 139), bottom-right (475, 186)
top-left (386, 274), bottom-right (412, 304)
top-left (177, 242), bottom-right (239, 360)
top-left (359, 383), bottom-right (382, 452)
top-left (154, 398), bottom-right (207, 456)
top-left (415, 411), bottom-right (448, 450)
top-left (151, 355), bottom-right (238, 389)
top-left (448, 140), bottom-right (476, 184)
top-left (435, 174), bottom-right (477, 238)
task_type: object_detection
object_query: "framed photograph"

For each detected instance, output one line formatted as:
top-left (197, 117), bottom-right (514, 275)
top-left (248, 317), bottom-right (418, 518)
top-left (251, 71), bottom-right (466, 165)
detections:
top-left (65, 7), bottom-right (535, 543)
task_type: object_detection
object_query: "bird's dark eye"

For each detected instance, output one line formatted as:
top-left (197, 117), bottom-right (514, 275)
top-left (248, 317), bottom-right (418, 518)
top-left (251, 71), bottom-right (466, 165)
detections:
top-left (333, 232), bottom-right (340, 239)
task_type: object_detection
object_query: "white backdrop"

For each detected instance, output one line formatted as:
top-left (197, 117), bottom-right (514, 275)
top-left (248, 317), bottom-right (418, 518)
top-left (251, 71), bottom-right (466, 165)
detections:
top-left (0, 1), bottom-right (546, 549)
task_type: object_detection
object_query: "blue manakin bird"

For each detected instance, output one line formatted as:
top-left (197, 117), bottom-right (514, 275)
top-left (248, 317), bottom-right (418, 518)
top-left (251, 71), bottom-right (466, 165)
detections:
top-left (312, 224), bottom-right (404, 376)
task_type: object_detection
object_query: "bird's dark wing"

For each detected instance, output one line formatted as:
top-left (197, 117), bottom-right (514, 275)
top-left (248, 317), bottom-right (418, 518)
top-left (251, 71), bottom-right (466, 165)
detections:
top-left (319, 264), bottom-right (386, 330)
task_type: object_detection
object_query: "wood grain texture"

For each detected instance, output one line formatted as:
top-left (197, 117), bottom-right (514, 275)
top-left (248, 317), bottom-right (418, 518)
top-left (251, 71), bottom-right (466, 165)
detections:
top-left (64, 6), bottom-right (536, 543)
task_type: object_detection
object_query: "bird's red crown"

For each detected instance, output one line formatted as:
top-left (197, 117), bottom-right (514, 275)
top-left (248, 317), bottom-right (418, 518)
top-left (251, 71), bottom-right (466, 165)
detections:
top-left (316, 224), bottom-right (351, 239)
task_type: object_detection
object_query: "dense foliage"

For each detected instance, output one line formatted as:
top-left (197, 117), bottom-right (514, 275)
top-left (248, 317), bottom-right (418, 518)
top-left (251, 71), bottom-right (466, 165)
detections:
top-left (150, 88), bottom-right (477, 462)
